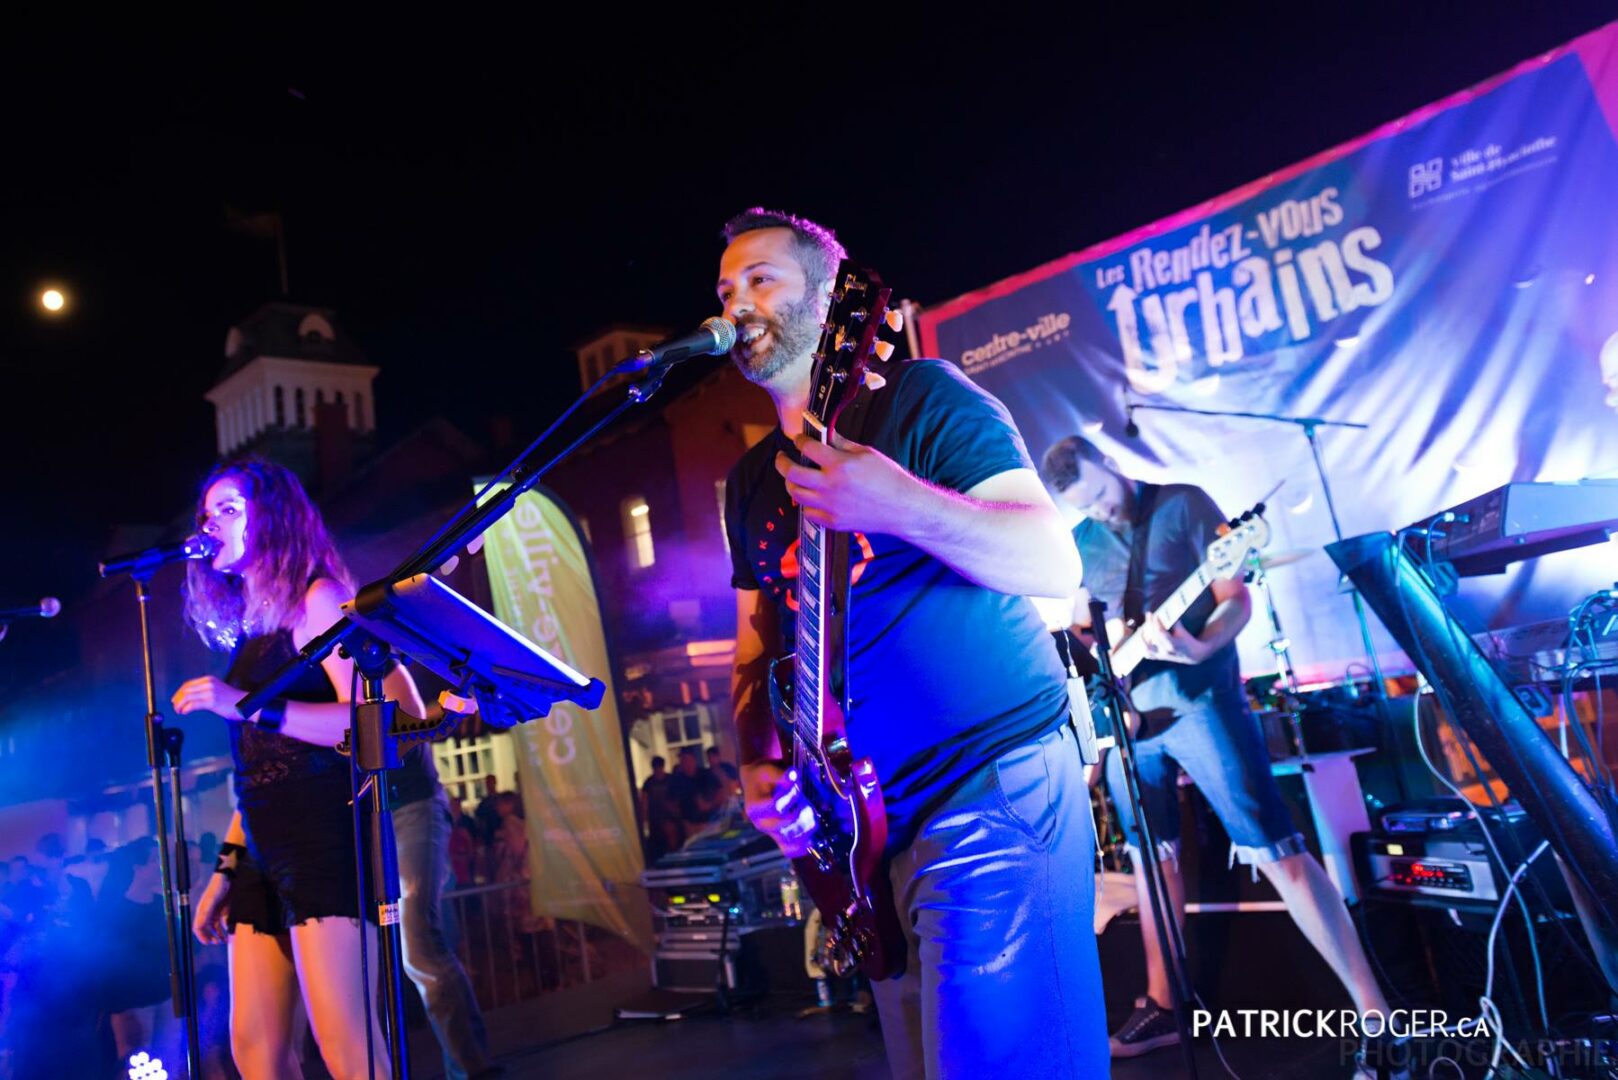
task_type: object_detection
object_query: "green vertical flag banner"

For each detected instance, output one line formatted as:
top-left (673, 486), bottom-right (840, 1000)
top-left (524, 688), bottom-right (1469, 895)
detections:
top-left (480, 484), bottom-right (652, 952)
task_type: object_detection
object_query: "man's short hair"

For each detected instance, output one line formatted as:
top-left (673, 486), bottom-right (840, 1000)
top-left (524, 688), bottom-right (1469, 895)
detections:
top-left (678, 746), bottom-right (698, 758)
top-left (1039, 435), bottom-right (1112, 493)
top-left (720, 207), bottom-right (847, 288)
top-left (651, 755), bottom-right (666, 768)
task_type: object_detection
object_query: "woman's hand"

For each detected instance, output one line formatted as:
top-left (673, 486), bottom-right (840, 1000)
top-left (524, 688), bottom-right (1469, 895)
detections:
top-left (172, 676), bottom-right (247, 722)
top-left (193, 873), bottom-right (232, 946)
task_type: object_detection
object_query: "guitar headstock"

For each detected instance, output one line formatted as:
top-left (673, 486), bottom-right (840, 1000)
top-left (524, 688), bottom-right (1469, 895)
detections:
top-left (805, 263), bottom-right (898, 431)
top-left (1205, 505), bottom-right (1272, 579)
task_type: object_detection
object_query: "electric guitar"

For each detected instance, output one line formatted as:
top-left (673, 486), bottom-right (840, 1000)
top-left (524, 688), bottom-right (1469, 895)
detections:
top-left (1104, 506), bottom-right (1273, 679)
top-left (767, 262), bottom-right (907, 979)
top-left (1083, 507), bottom-right (1272, 753)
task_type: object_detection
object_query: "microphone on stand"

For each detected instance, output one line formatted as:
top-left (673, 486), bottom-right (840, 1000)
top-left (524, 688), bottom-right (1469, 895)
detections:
top-left (615, 317), bottom-right (737, 374)
top-left (0, 597), bottom-right (61, 622)
top-left (1123, 404), bottom-right (1140, 438)
top-left (99, 534), bottom-right (222, 578)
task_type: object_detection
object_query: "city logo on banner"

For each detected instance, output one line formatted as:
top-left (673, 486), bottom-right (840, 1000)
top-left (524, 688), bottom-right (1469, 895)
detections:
top-left (1092, 184), bottom-right (1395, 392)
top-left (960, 312), bottom-right (1074, 375)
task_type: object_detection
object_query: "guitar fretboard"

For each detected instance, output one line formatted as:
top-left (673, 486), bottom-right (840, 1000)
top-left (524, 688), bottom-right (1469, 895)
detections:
top-left (793, 466), bottom-right (828, 752)
top-left (1111, 562), bottom-right (1214, 678)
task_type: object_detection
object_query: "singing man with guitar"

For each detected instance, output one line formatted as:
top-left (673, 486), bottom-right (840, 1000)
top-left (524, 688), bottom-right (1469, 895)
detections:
top-left (717, 209), bottom-right (1108, 1078)
top-left (1040, 436), bottom-right (1393, 1067)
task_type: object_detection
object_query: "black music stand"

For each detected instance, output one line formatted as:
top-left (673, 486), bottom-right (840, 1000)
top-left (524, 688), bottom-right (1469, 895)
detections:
top-left (336, 572), bottom-right (605, 1080)
top-left (233, 345), bottom-right (682, 1077)
top-left (1089, 599), bottom-right (1201, 1080)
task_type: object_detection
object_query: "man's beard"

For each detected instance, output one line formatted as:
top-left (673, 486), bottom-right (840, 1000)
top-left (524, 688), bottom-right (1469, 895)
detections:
top-left (731, 291), bottom-right (822, 385)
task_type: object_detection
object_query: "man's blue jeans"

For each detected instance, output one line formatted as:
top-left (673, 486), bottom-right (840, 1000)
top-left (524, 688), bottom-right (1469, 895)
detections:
top-left (871, 722), bottom-right (1110, 1078)
top-left (395, 794), bottom-right (492, 1080)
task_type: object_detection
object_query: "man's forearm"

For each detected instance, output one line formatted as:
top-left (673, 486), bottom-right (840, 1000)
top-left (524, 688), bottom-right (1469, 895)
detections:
top-left (1197, 593), bottom-right (1252, 652)
top-left (897, 480), bottom-right (1081, 598)
top-left (732, 654), bottom-right (783, 767)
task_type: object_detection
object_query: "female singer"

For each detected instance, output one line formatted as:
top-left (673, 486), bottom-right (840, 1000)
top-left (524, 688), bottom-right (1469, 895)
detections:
top-left (173, 458), bottom-right (417, 1080)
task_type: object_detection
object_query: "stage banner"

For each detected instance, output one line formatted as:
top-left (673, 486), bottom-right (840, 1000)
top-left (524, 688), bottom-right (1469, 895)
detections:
top-left (480, 484), bottom-right (652, 951)
top-left (921, 22), bottom-right (1618, 682)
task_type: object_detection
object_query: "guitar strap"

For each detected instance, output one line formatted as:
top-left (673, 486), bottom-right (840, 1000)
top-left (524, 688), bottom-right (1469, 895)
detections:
top-left (1053, 629), bottom-right (1100, 766)
top-left (1097, 482), bottom-right (1162, 750)
top-left (1123, 482), bottom-right (1161, 631)
top-left (830, 359), bottom-right (891, 443)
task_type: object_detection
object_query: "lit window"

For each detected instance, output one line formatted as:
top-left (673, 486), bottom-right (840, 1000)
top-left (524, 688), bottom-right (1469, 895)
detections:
top-left (622, 496), bottom-right (655, 569)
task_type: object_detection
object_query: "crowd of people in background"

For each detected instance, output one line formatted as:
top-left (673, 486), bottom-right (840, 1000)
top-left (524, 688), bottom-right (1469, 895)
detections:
top-left (0, 830), bottom-right (234, 1079)
top-left (638, 745), bottom-right (742, 864)
top-left (453, 773), bottom-right (526, 891)
top-left (0, 779), bottom-right (529, 1080)
top-left (0, 754), bottom-right (733, 1077)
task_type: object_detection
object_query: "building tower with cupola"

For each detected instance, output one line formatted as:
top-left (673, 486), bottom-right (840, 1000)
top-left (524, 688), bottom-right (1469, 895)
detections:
top-left (204, 302), bottom-right (379, 489)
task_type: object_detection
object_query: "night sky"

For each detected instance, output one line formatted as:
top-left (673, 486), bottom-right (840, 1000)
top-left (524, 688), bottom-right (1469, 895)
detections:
top-left (3, 5), bottom-right (1616, 670)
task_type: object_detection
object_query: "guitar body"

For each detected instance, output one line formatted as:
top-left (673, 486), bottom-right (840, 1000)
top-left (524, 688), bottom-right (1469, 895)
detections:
top-left (769, 657), bottom-right (905, 978)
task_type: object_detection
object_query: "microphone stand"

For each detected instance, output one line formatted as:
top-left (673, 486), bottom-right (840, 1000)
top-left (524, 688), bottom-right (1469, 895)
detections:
top-left (1090, 600), bottom-right (1199, 1080)
top-left (104, 567), bottom-right (202, 1080)
top-left (1127, 400), bottom-right (1387, 700)
top-left (236, 354), bottom-right (698, 1078)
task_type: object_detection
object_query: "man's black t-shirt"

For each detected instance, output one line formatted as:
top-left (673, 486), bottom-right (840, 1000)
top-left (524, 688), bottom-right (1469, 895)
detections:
top-left (642, 773), bottom-right (673, 822)
top-left (1071, 483), bottom-right (1244, 703)
top-left (666, 768), bottom-right (721, 825)
top-left (724, 359), bottom-right (1069, 855)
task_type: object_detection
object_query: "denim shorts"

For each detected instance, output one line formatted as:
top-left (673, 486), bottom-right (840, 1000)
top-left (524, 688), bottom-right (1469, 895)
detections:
top-left (1104, 675), bottom-right (1305, 867)
top-left (230, 773), bottom-right (371, 931)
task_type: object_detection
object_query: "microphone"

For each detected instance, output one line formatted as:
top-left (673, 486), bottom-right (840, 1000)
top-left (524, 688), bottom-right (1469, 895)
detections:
top-left (99, 533), bottom-right (222, 578)
top-left (0, 597), bottom-right (61, 621)
top-left (1123, 404), bottom-right (1140, 438)
top-left (616, 317), bottom-right (737, 374)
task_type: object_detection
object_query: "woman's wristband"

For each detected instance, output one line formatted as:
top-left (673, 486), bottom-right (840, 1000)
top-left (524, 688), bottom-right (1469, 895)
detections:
top-left (214, 841), bottom-right (246, 880)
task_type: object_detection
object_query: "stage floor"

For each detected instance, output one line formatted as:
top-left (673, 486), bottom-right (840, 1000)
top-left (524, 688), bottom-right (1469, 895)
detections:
top-left (400, 910), bottom-right (1382, 1078)
top-left (478, 995), bottom-right (1356, 1079)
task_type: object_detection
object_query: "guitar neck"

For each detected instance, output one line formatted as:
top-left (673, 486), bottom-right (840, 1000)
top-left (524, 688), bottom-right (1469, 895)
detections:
top-left (1110, 559), bottom-right (1217, 678)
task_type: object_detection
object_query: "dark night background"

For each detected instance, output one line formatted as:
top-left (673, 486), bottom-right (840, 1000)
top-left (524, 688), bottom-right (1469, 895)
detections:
top-left (3, 4), bottom-right (1617, 692)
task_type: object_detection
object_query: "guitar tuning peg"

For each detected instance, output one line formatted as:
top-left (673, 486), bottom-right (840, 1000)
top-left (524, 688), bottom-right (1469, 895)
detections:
top-left (862, 369), bottom-right (888, 391)
top-left (884, 309), bottom-right (904, 332)
top-left (873, 341), bottom-right (896, 362)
